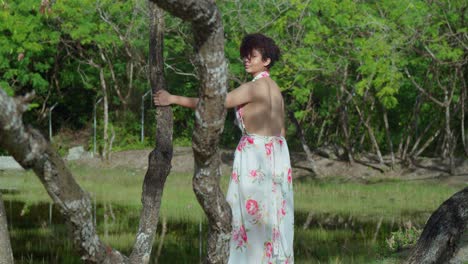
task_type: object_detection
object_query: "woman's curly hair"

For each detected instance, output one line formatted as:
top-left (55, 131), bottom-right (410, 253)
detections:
top-left (240, 33), bottom-right (281, 69)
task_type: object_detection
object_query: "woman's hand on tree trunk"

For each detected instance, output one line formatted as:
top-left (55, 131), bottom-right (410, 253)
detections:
top-left (153, 90), bottom-right (172, 106)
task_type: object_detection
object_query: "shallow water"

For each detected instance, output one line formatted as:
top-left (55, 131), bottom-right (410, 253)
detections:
top-left (3, 200), bottom-right (403, 264)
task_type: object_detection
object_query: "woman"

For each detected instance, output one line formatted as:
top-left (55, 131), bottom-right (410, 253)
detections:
top-left (154, 33), bottom-right (294, 264)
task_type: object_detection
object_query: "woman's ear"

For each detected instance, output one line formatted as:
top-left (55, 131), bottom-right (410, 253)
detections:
top-left (263, 58), bottom-right (271, 68)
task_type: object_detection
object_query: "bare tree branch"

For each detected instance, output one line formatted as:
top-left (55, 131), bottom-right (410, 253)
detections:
top-left (404, 68), bottom-right (445, 107)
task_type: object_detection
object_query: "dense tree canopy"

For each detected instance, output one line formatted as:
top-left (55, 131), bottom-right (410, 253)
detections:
top-left (1, 0), bottom-right (466, 165)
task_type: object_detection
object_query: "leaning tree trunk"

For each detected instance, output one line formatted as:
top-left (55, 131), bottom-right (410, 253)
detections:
top-left (0, 88), bottom-right (127, 263)
top-left (406, 187), bottom-right (468, 264)
top-left (288, 109), bottom-right (319, 177)
top-left (0, 194), bottom-right (14, 264)
top-left (129, 3), bottom-right (173, 263)
top-left (149, 1), bottom-right (232, 263)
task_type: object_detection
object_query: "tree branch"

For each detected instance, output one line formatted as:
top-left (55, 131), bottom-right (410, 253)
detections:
top-left (150, 0), bottom-right (232, 263)
top-left (0, 87), bottom-right (127, 263)
top-left (129, 3), bottom-right (174, 263)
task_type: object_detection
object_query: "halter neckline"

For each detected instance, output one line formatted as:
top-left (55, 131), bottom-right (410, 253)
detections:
top-left (252, 71), bottom-right (270, 82)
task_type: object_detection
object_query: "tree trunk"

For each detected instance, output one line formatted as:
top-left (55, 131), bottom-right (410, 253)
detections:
top-left (150, 1), bottom-right (232, 263)
top-left (442, 89), bottom-right (451, 160)
top-left (288, 109), bottom-right (319, 177)
top-left (0, 194), bottom-right (14, 264)
top-left (409, 120), bottom-right (435, 157)
top-left (338, 64), bottom-right (354, 164)
top-left (129, 3), bottom-right (174, 263)
top-left (412, 129), bottom-right (441, 158)
top-left (352, 100), bottom-right (385, 166)
top-left (460, 69), bottom-right (467, 156)
top-left (462, 91), bottom-right (467, 156)
top-left (401, 94), bottom-right (422, 161)
top-left (98, 67), bottom-right (110, 161)
top-left (0, 88), bottom-right (127, 263)
top-left (405, 187), bottom-right (468, 264)
top-left (382, 108), bottom-right (395, 168)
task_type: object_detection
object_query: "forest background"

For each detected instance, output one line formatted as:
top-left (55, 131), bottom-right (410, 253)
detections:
top-left (0, 0), bottom-right (467, 263)
top-left (1, 0), bottom-right (467, 170)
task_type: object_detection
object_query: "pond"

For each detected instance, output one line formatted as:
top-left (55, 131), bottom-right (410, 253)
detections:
top-left (4, 200), bottom-right (401, 264)
top-left (2, 168), bottom-right (460, 263)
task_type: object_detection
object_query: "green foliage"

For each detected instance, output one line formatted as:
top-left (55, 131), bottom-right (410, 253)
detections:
top-left (386, 224), bottom-right (422, 251)
top-left (1, 0), bottom-right (466, 157)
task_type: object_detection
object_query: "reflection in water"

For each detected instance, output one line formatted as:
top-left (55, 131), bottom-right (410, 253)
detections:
top-left (4, 200), bottom-right (404, 264)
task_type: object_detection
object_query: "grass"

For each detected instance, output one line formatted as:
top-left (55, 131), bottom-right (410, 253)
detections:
top-left (0, 165), bottom-right (463, 263)
top-left (293, 177), bottom-right (457, 223)
top-left (1, 165), bottom-right (460, 224)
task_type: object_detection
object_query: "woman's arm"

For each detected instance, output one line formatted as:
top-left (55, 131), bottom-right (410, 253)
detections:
top-left (154, 82), bottom-right (257, 109)
top-left (153, 90), bottom-right (198, 109)
top-left (224, 82), bottom-right (257, 108)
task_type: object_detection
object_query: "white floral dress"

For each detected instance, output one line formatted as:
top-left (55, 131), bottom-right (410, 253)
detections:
top-left (226, 72), bottom-right (294, 264)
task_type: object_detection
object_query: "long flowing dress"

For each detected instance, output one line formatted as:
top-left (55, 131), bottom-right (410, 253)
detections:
top-left (226, 73), bottom-right (294, 264)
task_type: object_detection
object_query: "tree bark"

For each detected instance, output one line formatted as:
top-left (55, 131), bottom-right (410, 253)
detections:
top-left (98, 66), bottom-right (110, 161)
top-left (129, 3), bottom-right (173, 263)
top-left (406, 187), bottom-right (468, 264)
top-left (288, 109), bottom-right (319, 177)
top-left (460, 68), bottom-right (467, 156)
top-left (149, 1), bottom-right (232, 263)
top-left (0, 194), bottom-right (14, 264)
top-left (0, 88), bottom-right (127, 263)
top-left (382, 109), bottom-right (395, 168)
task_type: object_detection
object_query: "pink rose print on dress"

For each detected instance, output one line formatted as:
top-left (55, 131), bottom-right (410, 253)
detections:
top-left (272, 182), bottom-right (277, 193)
top-left (287, 168), bottom-right (292, 184)
top-left (249, 169), bottom-right (258, 178)
top-left (272, 227), bottom-right (280, 242)
top-left (245, 199), bottom-right (259, 215)
top-left (277, 137), bottom-right (284, 146)
top-left (232, 225), bottom-right (248, 250)
top-left (278, 199), bottom-right (286, 218)
top-left (265, 141), bottom-right (273, 156)
top-left (231, 171), bottom-right (239, 183)
top-left (246, 199), bottom-right (264, 224)
top-left (237, 135), bottom-right (255, 152)
top-left (264, 241), bottom-right (273, 258)
top-left (249, 169), bottom-right (265, 183)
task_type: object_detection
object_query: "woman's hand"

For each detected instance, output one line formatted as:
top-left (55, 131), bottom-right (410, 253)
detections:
top-left (153, 90), bottom-right (172, 106)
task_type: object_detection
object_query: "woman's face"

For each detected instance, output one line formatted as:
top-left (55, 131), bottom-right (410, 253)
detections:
top-left (242, 49), bottom-right (270, 76)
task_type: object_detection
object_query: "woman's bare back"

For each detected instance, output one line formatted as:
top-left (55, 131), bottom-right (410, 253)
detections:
top-left (241, 77), bottom-right (285, 136)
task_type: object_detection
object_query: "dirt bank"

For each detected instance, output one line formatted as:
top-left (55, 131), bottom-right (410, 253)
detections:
top-left (72, 147), bottom-right (468, 187)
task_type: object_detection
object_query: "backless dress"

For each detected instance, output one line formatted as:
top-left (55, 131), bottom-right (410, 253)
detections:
top-left (226, 72), bottom-right (294, 264)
